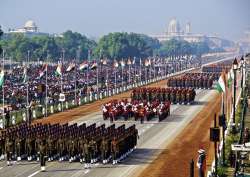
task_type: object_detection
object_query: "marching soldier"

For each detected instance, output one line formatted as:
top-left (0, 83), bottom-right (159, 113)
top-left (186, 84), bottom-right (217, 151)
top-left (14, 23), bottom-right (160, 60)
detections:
top-left (89, 138), bottom-right (97, 163)
top-left (111, 137), bottom-right (119, 164)
top-left (39, 137), bottom-right (47, 172)
top-left (0, 132), bottom-right (5, 160)
top-left (15, 133), bottom-right (22, 161)
top-left (5, 136), bottom-right (13, 165)
top-left (83, 138), bottom-right (90, 168)
top-left (25, 134), bottom-right (33, 161)
top-left (100, 137), bottom-right (109, 164)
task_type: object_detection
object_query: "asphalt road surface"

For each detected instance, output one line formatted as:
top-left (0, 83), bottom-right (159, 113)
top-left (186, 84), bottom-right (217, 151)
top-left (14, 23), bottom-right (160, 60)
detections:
top-left (0, 88), bottom-right (217, 177)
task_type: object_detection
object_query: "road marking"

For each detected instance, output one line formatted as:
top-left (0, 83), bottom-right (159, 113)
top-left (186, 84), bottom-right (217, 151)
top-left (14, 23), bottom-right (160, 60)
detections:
top-left (84, 169), bottom-right (90, 174)
top-left (0, 167), bottom-right (3, 170)
top-left (27, 170), bottom-right (41, 177)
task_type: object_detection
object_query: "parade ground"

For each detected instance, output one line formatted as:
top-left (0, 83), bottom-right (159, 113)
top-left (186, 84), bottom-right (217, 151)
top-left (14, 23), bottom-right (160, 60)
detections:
top-left (0, 54), bottom-right (239, 177)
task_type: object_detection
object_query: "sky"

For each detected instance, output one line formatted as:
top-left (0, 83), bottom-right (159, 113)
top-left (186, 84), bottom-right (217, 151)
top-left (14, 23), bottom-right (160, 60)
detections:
top-left (0, 0), bottom-right (249, 41)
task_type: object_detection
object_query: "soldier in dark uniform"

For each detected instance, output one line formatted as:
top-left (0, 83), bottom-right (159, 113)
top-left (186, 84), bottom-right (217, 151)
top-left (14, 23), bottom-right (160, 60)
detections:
top-left (35, 134), bottom-right (42, 161)
top-left (89, 138), bottom-right (97, 163)
top-left (25, 134), bottom-right (33, 161)
top-left (0, 131), bottom-right (5, 160)
top-left (100, 137), bottom-right (109, 164)
top-left (111, 137), bottom-right (119, 164)
top-left (5, 136), bottom-right (13, 165)
top-left (83, 138), bottom-right (90, 168)
top-left (58, 134), bottom-right (65, 162)
top-left (39, 137), bottom-right (47, 172)
top-left (15, 133), bottom-right (22, 161)
top-left (78, 136), bottom-right (85, 163)
top-left (47, 134), bottom-right (54, 161)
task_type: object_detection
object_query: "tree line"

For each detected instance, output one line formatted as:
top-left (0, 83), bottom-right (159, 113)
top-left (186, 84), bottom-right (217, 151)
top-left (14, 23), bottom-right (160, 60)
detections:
top-left (0, 30), bottom-right (213, 62)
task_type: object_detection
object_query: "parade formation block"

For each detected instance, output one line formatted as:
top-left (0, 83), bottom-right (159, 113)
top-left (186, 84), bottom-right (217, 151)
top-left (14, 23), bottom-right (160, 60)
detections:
top-left (102, 99), bottom-right (171, 123)
top-left (131, 87), bottom-right (196, 105)
top-left (0, 122), bottom-right (138, 166)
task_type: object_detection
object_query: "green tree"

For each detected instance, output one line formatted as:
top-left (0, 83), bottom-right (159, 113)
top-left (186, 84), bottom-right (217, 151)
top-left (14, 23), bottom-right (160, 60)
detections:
top-left (94, 32), bottom-right (158, 59)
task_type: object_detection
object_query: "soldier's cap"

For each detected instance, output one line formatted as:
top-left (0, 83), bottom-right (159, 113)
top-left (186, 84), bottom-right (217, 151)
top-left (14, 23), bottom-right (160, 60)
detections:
top-left (198, 149), bottom-right (205, 154)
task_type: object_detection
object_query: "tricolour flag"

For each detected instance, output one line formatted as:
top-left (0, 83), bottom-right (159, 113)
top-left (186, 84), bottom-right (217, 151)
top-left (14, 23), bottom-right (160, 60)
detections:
top-left (216, 74), bottom-right (226, 93)
top-left (79, 62), bottom-right (88, 70)
top-left (114, 60), bottom-right (119, 68)
top-left (39, 64), bottom-right (47, 78)
top-left (0, 70), bottom-right (4, 87)
top-left (102, 59), bottom-right (107, 65)
top-left (90, 62), bottom-right (97, 70)
top-left (66, 63), bottom-right (75, 72)
top-left (120, 60), bottom-right (125, 67)
top-left (127, 59), bottom-right (131, 65)
top-left (55, 63), bottom-right (62, 76)
top-left (23, 66), bottom-right (28, 83)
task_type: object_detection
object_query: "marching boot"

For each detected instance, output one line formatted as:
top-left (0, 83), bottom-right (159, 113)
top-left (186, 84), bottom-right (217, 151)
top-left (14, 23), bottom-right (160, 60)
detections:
top-left (84, 163), bottom-right (88, 169)
top-left (17, 156), bottom-right (21, 161)
top-left (41, 166), bottom-right (46, 172)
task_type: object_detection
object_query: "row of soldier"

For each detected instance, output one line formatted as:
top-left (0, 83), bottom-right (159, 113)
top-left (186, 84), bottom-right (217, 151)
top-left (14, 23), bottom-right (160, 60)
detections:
top-left (202, 64), bottom-right (231, 73)
top-left (131, 87), bottom-right (196, 104)
top-left (167, 72), bottom-right (220, 89)
top-left (0, 122), bottom-right (138, 170)
top-left (102, 99), bottom-right (171, 123)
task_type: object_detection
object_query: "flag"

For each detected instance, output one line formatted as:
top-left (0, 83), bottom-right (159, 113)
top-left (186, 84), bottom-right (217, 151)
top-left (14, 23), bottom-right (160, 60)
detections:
top-left (39, 64), bottom-right (47, 78)
top-left (127, 59), bottom-right (132, 65)
top-left (216, 74), bottom-right (226, 93)
top-left (227, 69), bottom-right (233, 88)
top-left (79, 62), bottom-right (88, 70)
top-left (55, 63), bottom-right (62, 76)
top-left (102, 59), bottom-right (107, 65)
top-left (132, 58), bottom-right (135, 65)
top-left (90, 62), bottom-right (97, 70)
top-left (0, 70), bottom-right (4, 87)
top-left (114, 60), bottom-right (119, 68)
top-left (66, 63), bottom-right (75, 72)
top-left (120, 60), bottom-right (125, 67)
top-left (23, 66), bottom-right (28, 83)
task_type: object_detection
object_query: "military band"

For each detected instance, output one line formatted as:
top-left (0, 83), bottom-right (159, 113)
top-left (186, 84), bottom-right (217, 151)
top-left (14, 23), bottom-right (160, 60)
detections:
top-left (0, 122), bottom-right (138, 170)
top-left (102, 99), bottom-right (171, 123)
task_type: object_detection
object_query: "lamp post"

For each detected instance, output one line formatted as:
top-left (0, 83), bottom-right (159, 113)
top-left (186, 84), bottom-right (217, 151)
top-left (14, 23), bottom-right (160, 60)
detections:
top-left (240, 56), bottom-right (244, 91)
top-left (232, 58), bottom-right (238, 124)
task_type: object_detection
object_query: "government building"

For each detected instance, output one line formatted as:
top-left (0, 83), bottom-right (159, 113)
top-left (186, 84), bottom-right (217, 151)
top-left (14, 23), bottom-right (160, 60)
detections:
top-left (150, 18), bottom-right (235, 50)
top-left (8, 20), bottom-right (49, 37)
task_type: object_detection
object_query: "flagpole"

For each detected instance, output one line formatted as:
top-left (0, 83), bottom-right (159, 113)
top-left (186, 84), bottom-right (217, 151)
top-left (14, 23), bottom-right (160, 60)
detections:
top-left (121, 59), bottom-right (123, 89)
top-left (2, 49), bottom-right (5, 128)
top-left (45, 51), bottom-right (48, 117)
top-left (26, 51), bottom-right (29, 122)
top-left (129, 61), bottom-right (131, 85)
top-left (96, 60), bottom-right (99, 98)
top-left (61, 49), bottom-right (65, 111)
top-left (106, 60), bottom-right (109, 96)
top-left (87, 50), bottom-right (90, 99)
top-left (75, 47), bottom-right (80, 103)
top-left (140, 58), bottom-right (142, 83)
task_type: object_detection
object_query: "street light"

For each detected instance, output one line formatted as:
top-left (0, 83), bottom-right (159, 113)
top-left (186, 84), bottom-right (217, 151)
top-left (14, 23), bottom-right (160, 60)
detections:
top-left (232, 58), bottom-right (238, 124)
top-left (240, 56), bottom-right (244, 90)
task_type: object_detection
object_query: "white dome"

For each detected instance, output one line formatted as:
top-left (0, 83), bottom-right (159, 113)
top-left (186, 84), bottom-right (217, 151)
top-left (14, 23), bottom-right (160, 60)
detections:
top-left (24, 20), bottom-right (37, 28)
top-left (168, 18), bottom-right (181, 35)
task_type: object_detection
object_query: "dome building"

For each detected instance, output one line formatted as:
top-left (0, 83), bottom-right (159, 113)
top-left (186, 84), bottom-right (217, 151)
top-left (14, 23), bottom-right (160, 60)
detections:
top-left (23, 20), bottom-right (38, 32)
top-left (167, 18), bottom-right (181, 36)
top-left (9, 20), bottom-right (47, 37)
